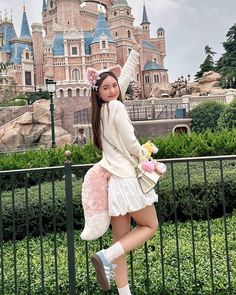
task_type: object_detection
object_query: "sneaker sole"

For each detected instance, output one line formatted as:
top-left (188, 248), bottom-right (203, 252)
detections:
top-left (91, 254), bottom-right (110, 291)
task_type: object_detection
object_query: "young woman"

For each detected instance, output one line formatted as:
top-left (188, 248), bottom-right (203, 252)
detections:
top-left (86, 40), bottom-right (159, 295)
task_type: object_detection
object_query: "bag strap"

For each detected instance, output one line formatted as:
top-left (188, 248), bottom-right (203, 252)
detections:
top-left (102, 135), bottom-right (137, 168)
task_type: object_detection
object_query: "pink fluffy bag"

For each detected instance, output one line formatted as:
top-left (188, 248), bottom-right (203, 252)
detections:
top-left (80, 163), bottom-right (111, 240)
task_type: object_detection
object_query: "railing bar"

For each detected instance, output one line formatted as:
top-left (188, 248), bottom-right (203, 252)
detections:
top-left (203, 161), bottom-right (214, 293)
top-left (171, 163), bottom-right (182, 294)
top-left (129, 250), bottom-right (135, 295)
top-left (85, 241), bottom-right (91, 295)
top-left (25, 175), bottom-right (31, 294)
top-left (51, 171), bottom-right (59, 294)
top-left (38, 173), bottom-right (45, 293)
top-left (186, 162), bottom-right (197, 293)
top-left (220, 160), bottom-right (232, 295)
top-left (0, 178), bottom-right (5, 295)
top-left (157, 184), bottom-right (165, 289)
top-left (11, 175), bottom-right (18, 295)
top-left (144, 242), bottom-right (150, 294)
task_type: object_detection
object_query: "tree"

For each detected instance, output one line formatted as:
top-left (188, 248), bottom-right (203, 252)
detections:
top-left (189, 100), bottom-right (226, 133)
top-left (217, 99), bottom-right (236, 130)
top-left (216, 23), bottom-right (236, 88)
top-left (26, 88), bottom-right (50, 105)
top-left (194, 45), bottom-right (216, 81)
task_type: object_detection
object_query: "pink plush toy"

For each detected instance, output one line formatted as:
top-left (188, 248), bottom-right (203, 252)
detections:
top-left (140, 159), bottom-right (155, 172)
top-left (154, 161), bottom-right (167, 175)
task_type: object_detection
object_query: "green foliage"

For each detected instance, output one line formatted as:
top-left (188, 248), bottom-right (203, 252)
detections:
top-left (195, 45), bottom-right (216, 81)
top-left (2, 213), bottom-right (236, 294)
top-left (189, 100), bottom-right (226, 133)
top-left (1, 160), bottom-right (236, 241)
top-left (216, 23), bottom-right (236, 88)
top-left (26, 89), bottom-right (50, 105)
top-left (217, 98), bottom-right (236, 130)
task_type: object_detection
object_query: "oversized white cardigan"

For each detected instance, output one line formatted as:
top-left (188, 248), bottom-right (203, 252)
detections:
top-left (99, 49), bottom-right (142, 177)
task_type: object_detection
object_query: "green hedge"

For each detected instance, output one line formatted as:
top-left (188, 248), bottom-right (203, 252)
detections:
top-left (1, 162), bottom-right (236, 241)
top-left (2, 213), bottom-right (236, 294)
top-left (0, 129), bottom-right (236, 172)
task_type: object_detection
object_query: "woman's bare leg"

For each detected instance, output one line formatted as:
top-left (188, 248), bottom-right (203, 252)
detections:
top-left (111, 214), bottom-right (131, 288)
top-left (119, 205), bottom-right (158, 253)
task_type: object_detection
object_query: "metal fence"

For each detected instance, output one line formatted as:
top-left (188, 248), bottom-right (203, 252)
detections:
top-left (74, 103), bottom-right (190, 125)
top-left (0, 154), bottom-right (235, 294)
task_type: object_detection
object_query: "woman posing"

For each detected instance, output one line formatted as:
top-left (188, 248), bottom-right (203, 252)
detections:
top-left (86, 40), bottom-right (159, 295)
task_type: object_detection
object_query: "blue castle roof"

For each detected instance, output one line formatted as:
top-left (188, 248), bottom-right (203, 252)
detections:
top-left (142, 40), bottom-right (157, 51)
top-left (84, 31), bottom-right (94, 55)
top-left (53, 33), bottom-right (64, 56)
top-left (10, 43), bottom-right (33, 64)
top-left (0, 23), bottom-right (17, 52)
top-left (144, 61), bottom-right (162, 71)
top-left (20, 8), bottom-right (31, 38)
top-left (112, 0), bottom-right (128, 7)
top-left (141, 3), bottom-right (150, 25)
top-left (91, 12), bottom-right (113, 44)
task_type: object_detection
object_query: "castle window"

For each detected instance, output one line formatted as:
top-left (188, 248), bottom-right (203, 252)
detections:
top-left (128, 48), bottom-right (132, 55)
top-left (102, 41), bottom-right (106, 49)
top-left (154, 74), bottom-right (159, 83)
top-left (68, 89), bottom-right (72, 97)
top-left (145, 75), bottom-right (150, 84)
top-left (163, 75), bottom-right (166, 82)
top-left (59, 89), bottom-right (64, 98)
top-left (136, 73), bottom-right (139, 81)
top-left (25, 52), bottom-right (30, 60)
top-left (50, 0), bottom-right (53, 8)
top-left (76, 89), bottom-right (80, 97)
top-left (71, 46), bottom-right (78, 55)
top-left (115, 32), bottom-right (118, 38)
top-left (72, 69), bottom-right (80, 81)
top-left (114, 11), bottom-right (117, 16)
top-left (127, 30), bottom-right (131, 39)
top-left (127, 11), bottom-right (130, 15)
top-left (25, 71), bottom-right (32, 85)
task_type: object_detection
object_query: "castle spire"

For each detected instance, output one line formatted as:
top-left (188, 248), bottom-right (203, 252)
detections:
top-left (42, 0), bottom-right (47, 14)
top-left (141, 0), bottom-right (150, 25)
top-left (20, 1), bottom-right (31, 38)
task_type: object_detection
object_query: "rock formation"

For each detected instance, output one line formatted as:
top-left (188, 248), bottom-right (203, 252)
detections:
top-left (0, 99), bottom-right (73, 152)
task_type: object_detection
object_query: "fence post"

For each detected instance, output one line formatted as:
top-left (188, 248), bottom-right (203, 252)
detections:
top-left (64, 151), bottom-right (77, 295)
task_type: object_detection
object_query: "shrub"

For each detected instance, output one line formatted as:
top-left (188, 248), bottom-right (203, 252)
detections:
top-left (189, 100), bottom-right (226, 133)
top-left (1, 161), bottom-right (236, 241)
top-left (217, 98), bottom-right (236, 130)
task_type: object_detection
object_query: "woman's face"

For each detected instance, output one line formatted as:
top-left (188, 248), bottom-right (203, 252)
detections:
top-left (98, 75), bottom-right (120, 103)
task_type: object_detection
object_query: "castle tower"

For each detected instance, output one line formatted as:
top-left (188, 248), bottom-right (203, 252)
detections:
top-left (108, 0), bottom-right (134, 66)
top-left (32, 23), bottom-right (44, 86)
top-left (20, 3), bottom-right (32, 38)
top-left (140, 1), bottom-right (150, 40)
top-left (90, 10), bottom-right (117, 69)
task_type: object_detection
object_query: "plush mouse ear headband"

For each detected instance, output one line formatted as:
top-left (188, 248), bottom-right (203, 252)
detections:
top-left (86, 65), bottom-right (122, 90)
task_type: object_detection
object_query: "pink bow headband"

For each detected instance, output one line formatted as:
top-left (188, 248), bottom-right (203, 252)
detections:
top-left (86, 65), bottom-right (122, 90)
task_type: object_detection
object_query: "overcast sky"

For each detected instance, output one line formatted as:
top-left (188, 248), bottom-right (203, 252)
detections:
top-left (1, 0), bottom-right (235, 82)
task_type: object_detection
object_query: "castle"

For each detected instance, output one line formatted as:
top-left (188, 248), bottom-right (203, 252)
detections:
top-left (0, 0), bottom-right (168, 101)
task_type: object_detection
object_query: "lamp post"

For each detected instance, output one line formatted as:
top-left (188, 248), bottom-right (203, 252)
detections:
top-left (172, 74), bottom-right (191, 97)
top-left (46, 79), bottom-right (56, 148)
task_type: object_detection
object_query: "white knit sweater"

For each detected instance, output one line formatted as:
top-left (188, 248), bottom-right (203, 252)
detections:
top-left (99, 49), bottom-right (142, 177)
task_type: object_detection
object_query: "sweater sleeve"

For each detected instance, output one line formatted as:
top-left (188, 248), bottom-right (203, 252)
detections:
top-left (118, 49), bottom-right (140, 99)
top-left (113, 101), bottom-right (141, 158)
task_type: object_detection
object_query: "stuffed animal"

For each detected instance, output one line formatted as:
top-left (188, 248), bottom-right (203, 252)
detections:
top-left (141, 141), bottom-right (158, 159)
top-left (140, 141), bottom-right (167, 176)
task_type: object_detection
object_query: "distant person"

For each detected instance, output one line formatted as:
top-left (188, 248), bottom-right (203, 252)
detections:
top-left (74, 127), bottom-right (87, 146)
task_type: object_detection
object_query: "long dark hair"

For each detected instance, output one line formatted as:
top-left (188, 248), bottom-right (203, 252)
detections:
top-left (91, 71), bottom-right (123, 151)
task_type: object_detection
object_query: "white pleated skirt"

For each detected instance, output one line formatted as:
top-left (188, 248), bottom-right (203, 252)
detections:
top-left (108, 175), bottom-right (158, 216)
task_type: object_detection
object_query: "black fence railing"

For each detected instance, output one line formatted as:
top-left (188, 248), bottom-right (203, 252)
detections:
top-left (74, 103), bottom-right (190, 125)
top-left (0, 154), bottom-right (235, 294)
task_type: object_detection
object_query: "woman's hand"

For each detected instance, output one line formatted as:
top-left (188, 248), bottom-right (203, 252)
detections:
top-left (132, 38), bottom-right (142, 53)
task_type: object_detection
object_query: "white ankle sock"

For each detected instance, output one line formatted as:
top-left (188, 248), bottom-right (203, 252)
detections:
top-left (104, 241), bottom-right (125, 263)
top-left (118, 284), bottom-right (132, 295)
